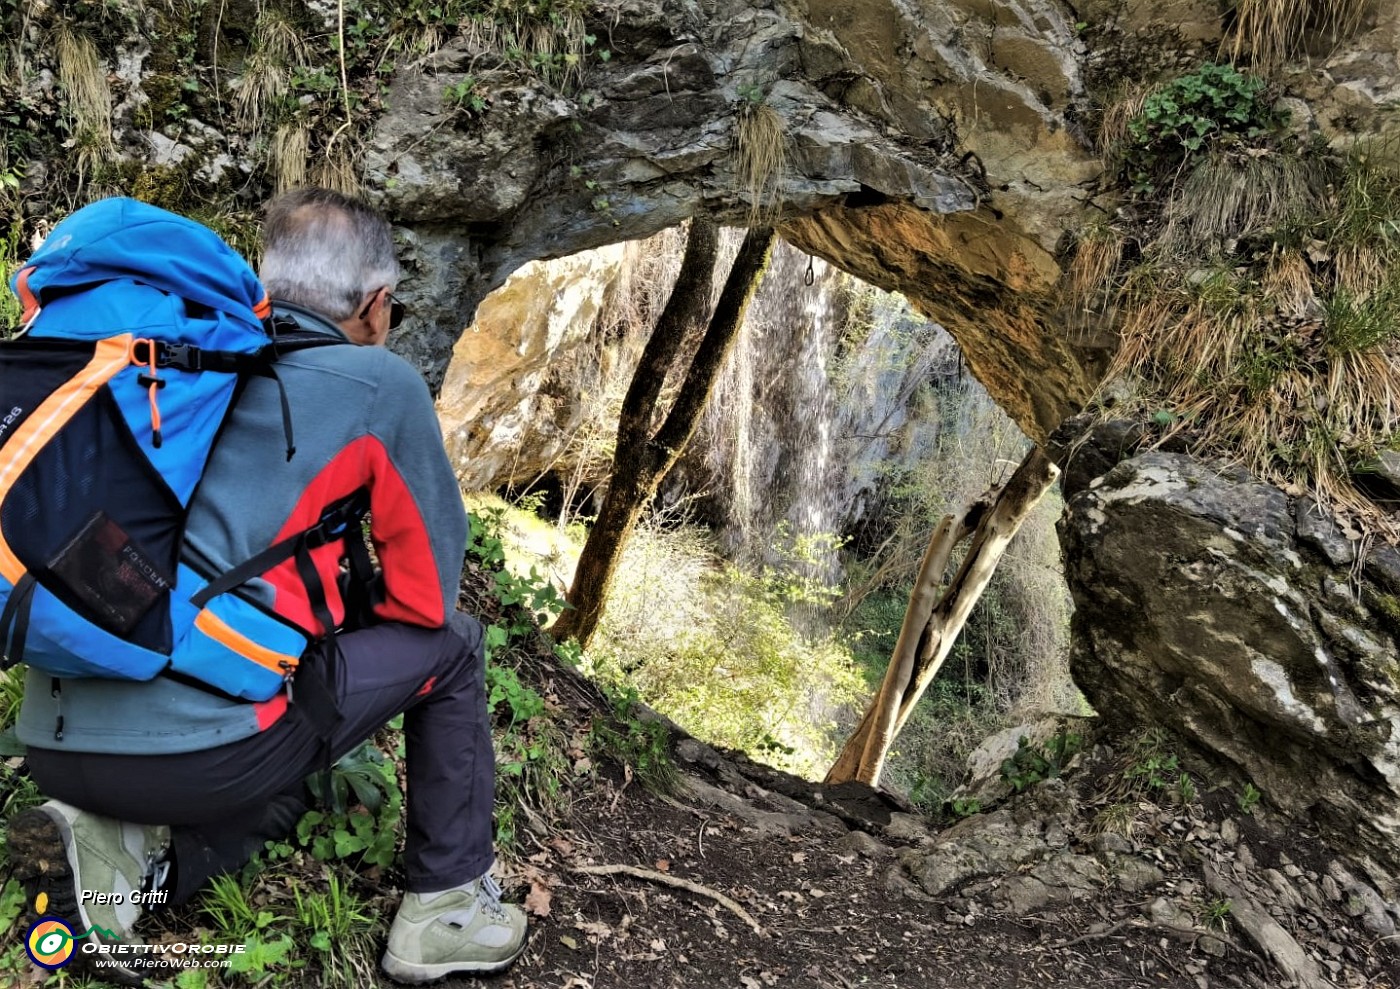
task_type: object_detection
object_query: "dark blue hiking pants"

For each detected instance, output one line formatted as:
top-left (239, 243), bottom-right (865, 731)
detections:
top-left (26, 617), bottom-right (494, 904)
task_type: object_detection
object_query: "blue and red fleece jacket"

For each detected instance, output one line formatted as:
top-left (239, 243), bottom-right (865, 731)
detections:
top-left (16, 303), bottom-right (469, 754)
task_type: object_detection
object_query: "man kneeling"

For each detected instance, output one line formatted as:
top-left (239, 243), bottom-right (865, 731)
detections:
top-left (8, 188), bottom-right (526, 983)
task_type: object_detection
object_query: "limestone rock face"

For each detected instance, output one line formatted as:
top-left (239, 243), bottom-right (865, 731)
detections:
top-left (1284, 4), bottom-right (1400, 148)
top-left (437, 244), bottom-right (627, 489)
top-left (1060, 448), bottom-right (1400, 884)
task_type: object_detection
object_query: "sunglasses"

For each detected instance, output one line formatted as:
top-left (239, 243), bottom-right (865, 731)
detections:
top-left (358, 289), bottom-right (407, 330)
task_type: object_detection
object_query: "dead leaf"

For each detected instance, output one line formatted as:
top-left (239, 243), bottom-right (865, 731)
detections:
top-left (525, 881), bottom-right (553, 918)
top-left (791, 851), bottom-right (806, 863)
top-left (740, 977), bottom-right (760, 989)
top-left (654, 859), bottom-right (670, 872)
top-left (575, 920), bottom-right (612, 940)
top-left (549, 836), bottom-right (576, 857)
top-left (649, 938), bottom-right (666, 952)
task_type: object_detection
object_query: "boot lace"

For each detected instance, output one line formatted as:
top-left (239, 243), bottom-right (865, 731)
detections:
top-left (477, 875), bottom-right (510, 923)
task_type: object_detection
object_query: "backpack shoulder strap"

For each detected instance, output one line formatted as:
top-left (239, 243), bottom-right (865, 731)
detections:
top-left (190, 488), bottom-right (371, 612)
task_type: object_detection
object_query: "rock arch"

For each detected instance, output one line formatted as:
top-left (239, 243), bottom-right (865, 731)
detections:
top-left (372, 0), bottom-right (1103, 441)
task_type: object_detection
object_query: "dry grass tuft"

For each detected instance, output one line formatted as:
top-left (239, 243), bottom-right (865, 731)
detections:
top-left (734, 103), bottom-right (787, 227)
top-left (270, 122), bottom-right (309, 193)
top-left (1065, 224), bottom-right (1125, 313)
top-left (1096, 85), bottom-right (1149, 162)
top-left (54, 25), bottom-right (114, 175)
top-left (234, 9), bottom-right (306, 134)
top-left (1160, 150), bottom-right (1328, 256)
top-left (1099, 142), bottom-right (1400, 536)
top-left (1226, 0), bottom-right (1369, 69)
top-left (454, 6), bottom-right (591, 91)
top-left (313, 151), bottom-right (362, 196)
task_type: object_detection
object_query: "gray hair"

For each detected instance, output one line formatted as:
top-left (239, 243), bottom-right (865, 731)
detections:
top-left (259, 187), bottom-right (400, 321)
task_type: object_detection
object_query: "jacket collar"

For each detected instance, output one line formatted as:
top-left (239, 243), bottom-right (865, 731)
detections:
top-left (271, 300), bottom-right (351, 342)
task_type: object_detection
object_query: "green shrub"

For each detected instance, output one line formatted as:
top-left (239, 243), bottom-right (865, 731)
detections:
top-left (999, 728), bottom-right (1083, 793)
top-left (1123, 63), bottom-right (1282, 196)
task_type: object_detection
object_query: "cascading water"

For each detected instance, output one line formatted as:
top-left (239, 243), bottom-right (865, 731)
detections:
top-left (669, 239), bottom-right (963, 578)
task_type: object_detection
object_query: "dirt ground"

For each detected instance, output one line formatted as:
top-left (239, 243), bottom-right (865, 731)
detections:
top-left (462, 752), bottom-right (1400, 989)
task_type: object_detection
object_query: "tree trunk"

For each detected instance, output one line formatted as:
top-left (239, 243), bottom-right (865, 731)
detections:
top-left (824, 510), bottom-right (976, 783)
top-left (825, 447), bottom-right (1059, 786)
top-left (552, 225), bottom-right (777, 649)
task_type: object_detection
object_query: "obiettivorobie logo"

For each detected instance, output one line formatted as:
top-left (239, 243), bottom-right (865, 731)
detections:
top-left (21, 892), bottom-right (247, 973)
top-left (24, 893), bottom-right (90, 970)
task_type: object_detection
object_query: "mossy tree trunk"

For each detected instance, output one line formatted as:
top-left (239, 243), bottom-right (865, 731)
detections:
top-left (552, 222), bottom-right (776, 650)
top-left (825, 447), bottom-right (1059, 786)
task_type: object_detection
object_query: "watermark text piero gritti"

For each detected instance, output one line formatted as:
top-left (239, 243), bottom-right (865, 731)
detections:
top-left (81, 888), bottom-right (169, 906)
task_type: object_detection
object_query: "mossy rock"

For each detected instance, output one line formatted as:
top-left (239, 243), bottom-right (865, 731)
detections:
top-left (1370, 591), bottom-right (1400, 638)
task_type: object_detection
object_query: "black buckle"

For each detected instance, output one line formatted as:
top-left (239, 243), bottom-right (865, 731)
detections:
top-left (158, 343), bottom-right (199, 370)
top-left (303, 516), bottom-right (353, 550)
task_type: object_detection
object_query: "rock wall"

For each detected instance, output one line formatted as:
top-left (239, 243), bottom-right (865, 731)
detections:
top-left (1059, 438), bottom-right (1400, 886)
top-left (438, 243), bottom-right (627, 488)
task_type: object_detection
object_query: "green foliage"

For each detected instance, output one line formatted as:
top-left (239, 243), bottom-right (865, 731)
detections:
top-left (465, 501), bottom-right (572, 852)
top-left (202, 870), bottom-right (379, 986)
top-left (0, 878), bottom-right (24, 938)
top-left (0, 665), bottom-right (23, 732)
top-left (588, 522), bottom-right (864, 778)
top-left (1111, 729), bottom-right (1200, 808)
top-left (1126, 748), bottom-right (1180, 791)
top-left (999, 728), bottom-right (1083, 793)
top-left (175, 969), bottom-right (210, 989)
top-left (0, 760), bottom-right (41, 825)
top-left (948, 796), bottom-right (982, 818)
top-left (227, 933), bottom-right (299, 979)
top-left (267, 741), bottom-right (403, 871)
top-left (290, 874), bottom-right (378, 987)
top-left (1123, 64), bottom-right (1281, 196)
top-left (1201, 897), bottom-right (1232, 930)
top-left (1323, 278), bottom-right (1400, 355)
top-left (0, 215), bottom-right (23, 331)
top-left (471, 507), bottom-right (570, 636)
top-left (202, 873), bottom-right (286, 938)
top-left (443, 76), bottom-right (487, 117)
top-left (1237, 781), bottom-right (1262, 815)
top-left (588, 682), bottom-right (678, 793)
top-left (736, 82), bottom-right (765, 106)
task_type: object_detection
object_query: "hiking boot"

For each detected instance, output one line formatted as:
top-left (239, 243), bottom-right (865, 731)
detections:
top-left (9, 800), bottom-right (170, 953)
top-left (381, 875), bottom-right (528, 984)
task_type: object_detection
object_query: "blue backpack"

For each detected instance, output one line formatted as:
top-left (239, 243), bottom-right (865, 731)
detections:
top-left (0, 198), bottom-right (367, 706)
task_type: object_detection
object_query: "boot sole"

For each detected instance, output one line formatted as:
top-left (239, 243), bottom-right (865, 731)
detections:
top-left (9, 806), bottom-right (142, 985)
top-left (9, 805), bottom-right (85, 932)
top-left (381, 934), bottom-right (528, 985)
